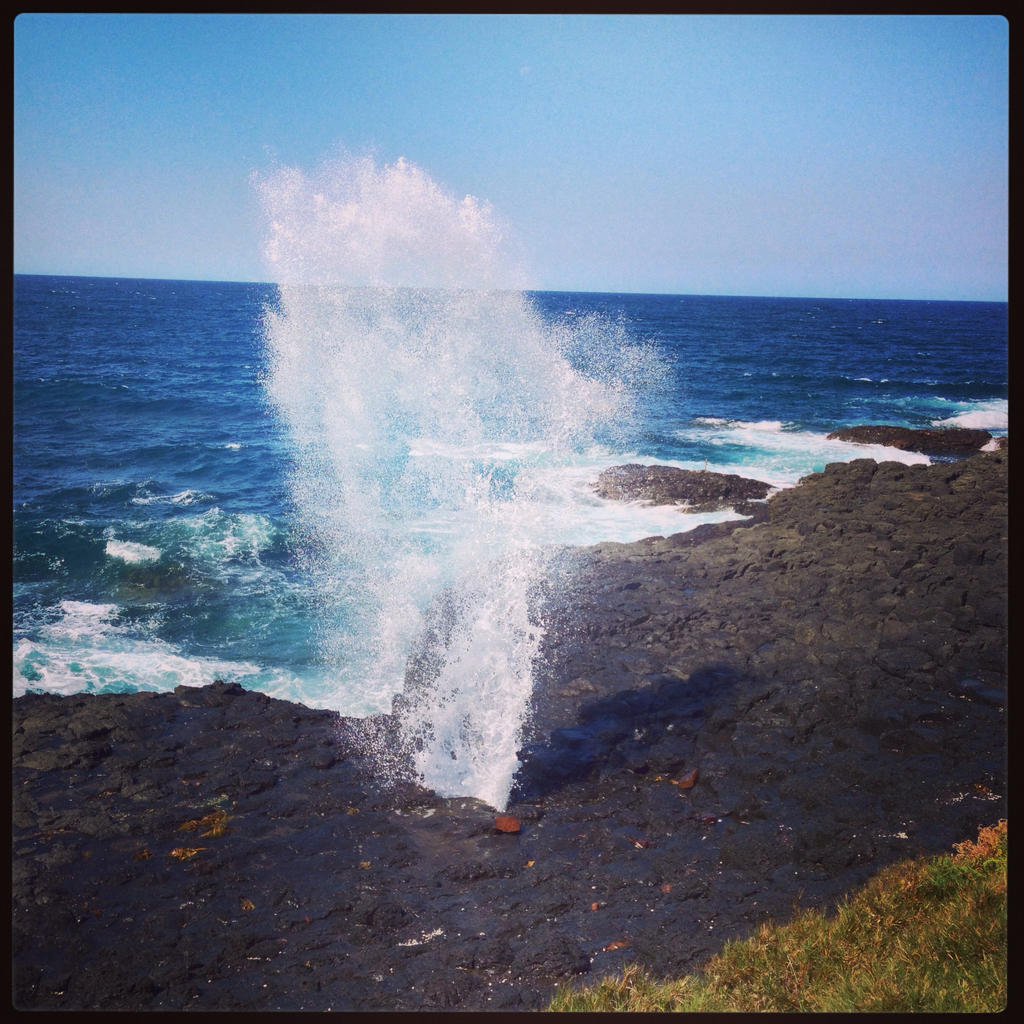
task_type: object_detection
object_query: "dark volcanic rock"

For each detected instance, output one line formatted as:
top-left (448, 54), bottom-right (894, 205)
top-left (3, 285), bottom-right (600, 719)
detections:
top-left (594, 463), bottom-right (772, 512)
top-left (826, 424), bottom-right (993, 456)
top-left (12, 451), bottom-right (1007, 1012)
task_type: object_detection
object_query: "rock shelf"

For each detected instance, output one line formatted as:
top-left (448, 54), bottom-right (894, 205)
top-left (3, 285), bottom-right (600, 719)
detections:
top-left (12, 449), bottom-right (1007, 1011)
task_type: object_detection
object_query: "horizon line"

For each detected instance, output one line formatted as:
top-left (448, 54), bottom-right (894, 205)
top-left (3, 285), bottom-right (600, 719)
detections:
top-left (12, 271), bottom-right (1008, 305)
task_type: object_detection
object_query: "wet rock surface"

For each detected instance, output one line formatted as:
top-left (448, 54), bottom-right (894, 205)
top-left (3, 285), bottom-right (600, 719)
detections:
top-left (826, 424), bottom-right (993, 456)
top-left (594, 463), bottom-right (772, 512)
top-left (12, 450), bottom-right (1007, 1011)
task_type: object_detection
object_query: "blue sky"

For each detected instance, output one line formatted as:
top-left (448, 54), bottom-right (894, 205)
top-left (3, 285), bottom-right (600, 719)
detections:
top-left (14, 13), bottom-right (1008, 300)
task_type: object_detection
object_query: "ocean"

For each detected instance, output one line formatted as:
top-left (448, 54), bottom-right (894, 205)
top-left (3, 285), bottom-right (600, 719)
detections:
top-left (12, 273), bottom-right (1007, 807)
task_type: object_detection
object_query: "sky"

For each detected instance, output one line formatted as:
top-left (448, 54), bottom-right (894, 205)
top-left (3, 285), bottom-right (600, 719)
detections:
top-left (13, 13), bottom-right (1008, 300)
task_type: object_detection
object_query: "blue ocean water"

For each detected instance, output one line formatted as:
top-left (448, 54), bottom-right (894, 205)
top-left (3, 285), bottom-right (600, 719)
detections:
top-left (12, 273), bottom-right (1007, 802)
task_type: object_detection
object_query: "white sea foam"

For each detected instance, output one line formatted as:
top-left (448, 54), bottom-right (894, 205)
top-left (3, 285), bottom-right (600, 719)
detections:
top-left (675, 419), bottom-right (930, 489)
top-left (500, 456), bottom-right (750, 547)
top-left (105, 538), bottom-right (162, 564)
top-left (692, 416), bottom-right (786, 433)
top-left (931, 398), bottom-right (1007, 431)
top-left (731, 419), bottom-right (786, 433)
top-left (12, 599), bottom-right (318, 701)
top-left (167, 508), bottom-right (279, 563)
top-left (131, 488), bottom-right (211, 506)
top-left (53, 600), bottom-right (121, 638)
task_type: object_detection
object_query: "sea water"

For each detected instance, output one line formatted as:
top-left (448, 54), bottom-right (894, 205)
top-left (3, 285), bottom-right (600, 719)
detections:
top-left (13, 158), bottom-right (1008, 809)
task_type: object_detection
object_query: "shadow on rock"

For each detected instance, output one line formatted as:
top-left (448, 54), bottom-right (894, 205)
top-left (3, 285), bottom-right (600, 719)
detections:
top-left (512, 665), bottom-right (746, 803)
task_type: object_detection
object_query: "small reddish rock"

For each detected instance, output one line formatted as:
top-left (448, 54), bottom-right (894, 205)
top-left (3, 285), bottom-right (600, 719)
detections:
top-left (675, 767), bottom-right (699, 789)
top-left (495, 815), bottom-right (521, 833)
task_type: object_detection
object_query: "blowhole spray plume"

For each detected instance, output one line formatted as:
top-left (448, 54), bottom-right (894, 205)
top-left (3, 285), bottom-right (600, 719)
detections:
top-left (255, 152), bottom-right (656, 810)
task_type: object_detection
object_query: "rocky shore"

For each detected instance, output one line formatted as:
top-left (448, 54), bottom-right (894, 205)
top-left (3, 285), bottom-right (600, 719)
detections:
top-left (12, 447), bottom-right (1007, 1011)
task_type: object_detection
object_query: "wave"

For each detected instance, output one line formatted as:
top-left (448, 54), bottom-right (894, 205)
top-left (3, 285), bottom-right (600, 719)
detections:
top-left (674, 418), bottom-right (930, 489)
top-left (509, 454), bottom-right (752, 547)
top-left (692, 417), bottom-right (788, 433)
top-left (12, 599), bottom-right (313, 700)
top-left (130, 488), bottom-right (214, 506)
top-left (931, 398), bottom-right (1007, 431)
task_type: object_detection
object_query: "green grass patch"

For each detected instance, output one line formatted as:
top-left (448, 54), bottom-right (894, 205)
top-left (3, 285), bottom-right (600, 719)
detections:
top-left (548, 820), bottom-right (1006, 1013)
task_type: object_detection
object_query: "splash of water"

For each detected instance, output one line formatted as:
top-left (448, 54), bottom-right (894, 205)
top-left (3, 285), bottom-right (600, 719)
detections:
top-left (254, 153), bottom-right (647, 809)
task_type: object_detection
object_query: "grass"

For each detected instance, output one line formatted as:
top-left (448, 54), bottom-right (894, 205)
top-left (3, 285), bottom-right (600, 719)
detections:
top-left (548, 820), bottom-right (1006, 1013)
